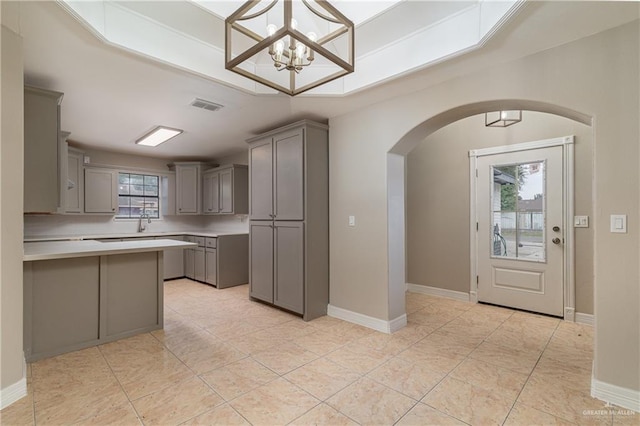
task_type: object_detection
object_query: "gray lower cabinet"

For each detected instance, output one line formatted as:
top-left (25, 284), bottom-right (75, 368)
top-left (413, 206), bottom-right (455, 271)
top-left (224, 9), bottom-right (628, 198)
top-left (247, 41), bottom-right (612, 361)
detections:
top-left (249, 222), bottom-right (274, 303)
top-left (249, 222), bottom-right (304, 314)
top-left (205, 248), bottom-right (217, 287)
top-left (274, 222), bottom-right (304, 314)
top-left (159, 236), bottom-right (185, 280)
top-left (23, 251), bottom-right (163, 362)
top-left (185, 235), bottom-right (248, 288)
top-left (194, 247), bottom-right (206, 282)
top-left (185, 244), bottom-right (195, 279)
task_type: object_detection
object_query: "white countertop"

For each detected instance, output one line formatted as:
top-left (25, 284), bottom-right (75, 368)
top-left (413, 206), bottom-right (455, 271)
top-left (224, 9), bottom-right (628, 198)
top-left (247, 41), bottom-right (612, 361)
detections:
top-left (24, 239), bottom-right (198, 261)
top-left (24, 230), bottom-right (249, 243)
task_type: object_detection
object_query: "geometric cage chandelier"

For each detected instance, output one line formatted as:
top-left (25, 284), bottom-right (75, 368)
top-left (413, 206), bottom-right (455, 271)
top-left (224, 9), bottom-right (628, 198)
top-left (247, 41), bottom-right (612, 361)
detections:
top-left (485, 110), bottom-right (522, 127)
top-left (225, 0), bottom-right (354, 96)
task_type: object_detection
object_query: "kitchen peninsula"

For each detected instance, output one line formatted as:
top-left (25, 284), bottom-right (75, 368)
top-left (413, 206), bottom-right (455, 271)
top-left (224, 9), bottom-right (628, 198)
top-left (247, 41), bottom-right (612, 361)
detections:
top-left (23, 238), bottom-right (196, 362)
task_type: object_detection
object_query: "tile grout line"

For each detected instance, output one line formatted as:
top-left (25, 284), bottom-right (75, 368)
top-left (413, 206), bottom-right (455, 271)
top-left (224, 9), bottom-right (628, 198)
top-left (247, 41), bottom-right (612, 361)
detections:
top-left (95, 344), bottom-right (146, 426)
top-left (498, 317), bottom-right (562, 426)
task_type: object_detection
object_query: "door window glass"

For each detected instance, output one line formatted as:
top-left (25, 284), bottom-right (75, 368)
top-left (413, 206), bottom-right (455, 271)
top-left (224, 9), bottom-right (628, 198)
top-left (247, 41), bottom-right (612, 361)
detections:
top-left (491, 161), bottom-right (545, 261)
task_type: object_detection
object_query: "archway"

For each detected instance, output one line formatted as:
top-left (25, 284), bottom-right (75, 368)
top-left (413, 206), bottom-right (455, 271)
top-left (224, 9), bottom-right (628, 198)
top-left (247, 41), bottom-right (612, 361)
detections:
top-left (386, 100), bottom-right (593, 326)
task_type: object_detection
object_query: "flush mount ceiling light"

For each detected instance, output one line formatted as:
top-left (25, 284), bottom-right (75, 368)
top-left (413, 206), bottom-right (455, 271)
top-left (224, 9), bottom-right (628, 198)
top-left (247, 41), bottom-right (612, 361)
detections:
top-left (485, 110), bottom-right (522, 127)
top-left (135, 126), bottom-right (183, 147)
top-left (225, 0), bottom-right (354, 96)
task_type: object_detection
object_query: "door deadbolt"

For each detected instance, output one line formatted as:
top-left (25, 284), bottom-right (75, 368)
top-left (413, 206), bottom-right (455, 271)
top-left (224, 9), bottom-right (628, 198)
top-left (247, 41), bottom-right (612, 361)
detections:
top-left (552, 226), bottom-right (560, 232)
top-left (552, 237), bottom-right (561, 244)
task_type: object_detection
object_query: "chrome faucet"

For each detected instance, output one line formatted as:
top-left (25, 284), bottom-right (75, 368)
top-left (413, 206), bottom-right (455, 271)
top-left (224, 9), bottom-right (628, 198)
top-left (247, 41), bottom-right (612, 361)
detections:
top-left (138, 213), bottom-right (151, 232)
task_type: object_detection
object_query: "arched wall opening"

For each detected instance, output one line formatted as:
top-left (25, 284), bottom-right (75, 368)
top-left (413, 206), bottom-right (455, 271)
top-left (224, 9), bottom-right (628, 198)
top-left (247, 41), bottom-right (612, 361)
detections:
top-left (386, 100), bottom-right (593, 323)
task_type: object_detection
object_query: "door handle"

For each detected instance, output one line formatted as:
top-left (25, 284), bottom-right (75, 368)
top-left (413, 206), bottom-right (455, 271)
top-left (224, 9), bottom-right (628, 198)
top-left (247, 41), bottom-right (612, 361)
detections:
top-left (552, 237), bottom-right (561, 245)
top-left (552, 226), bottom-right (560, 232)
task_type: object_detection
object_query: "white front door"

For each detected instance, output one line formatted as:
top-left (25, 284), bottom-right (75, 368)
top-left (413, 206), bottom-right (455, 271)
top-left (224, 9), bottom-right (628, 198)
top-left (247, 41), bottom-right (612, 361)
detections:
top-left (476, 145), bottom-right (564, 316)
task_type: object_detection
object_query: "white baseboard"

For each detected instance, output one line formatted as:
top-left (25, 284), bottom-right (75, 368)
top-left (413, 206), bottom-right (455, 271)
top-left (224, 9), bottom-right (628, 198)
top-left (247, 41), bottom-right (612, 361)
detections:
top-left (575, 312), bottom-right (594, 326)
top-left (327, 304), bottom-right (406, 334)
top-left (406, 283), bottom-right (470, 302)
top-left (389, 314), bottom-right (408, 333)
top-left (591, 376), bottom-right (640, 413)
top-left (0, 377), bottom-right (27, 410)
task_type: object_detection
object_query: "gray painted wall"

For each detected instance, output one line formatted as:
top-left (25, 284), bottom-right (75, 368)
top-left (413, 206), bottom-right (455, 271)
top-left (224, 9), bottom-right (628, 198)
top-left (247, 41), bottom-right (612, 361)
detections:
top-left (1, 4), bottom-right (26, 398)
top-left (328, 21), bottom-right (638, 392)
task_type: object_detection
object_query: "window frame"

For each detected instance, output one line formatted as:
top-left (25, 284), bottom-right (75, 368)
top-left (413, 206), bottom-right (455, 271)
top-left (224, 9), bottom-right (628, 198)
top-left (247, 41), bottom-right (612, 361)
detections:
top-left (116, 172), bottom-right (161, 219)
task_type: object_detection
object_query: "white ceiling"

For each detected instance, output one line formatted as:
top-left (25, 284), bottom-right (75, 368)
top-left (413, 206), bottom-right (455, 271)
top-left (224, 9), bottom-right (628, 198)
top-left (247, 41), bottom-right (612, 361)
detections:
top-left (17, 1), bottom-right (639, 160)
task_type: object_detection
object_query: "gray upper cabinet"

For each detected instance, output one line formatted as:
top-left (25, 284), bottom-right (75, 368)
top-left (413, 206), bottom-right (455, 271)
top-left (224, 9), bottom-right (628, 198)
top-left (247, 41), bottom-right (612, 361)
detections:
top-left (202, 165), bottom-right (248, 215)
top-left (65, 147), bottom-right (84, 213)
top-left (24, 86), bottom-right (64, 213)
top-left (219, 168), bottom-right (233, 214)
top-left (249, 139), bottom-right (274, 220)
top-left (202, 171), bottom-right (220, 214)
top-left (84, 168), bottom-right (117, 214)
top-left (160, 174), bottom-right (176, 216)
top-left (249, 131), bottom-right (303, 220)
top-left (247, 120), bottom-right (329, 321)
top-left (175, 162), bottom-right (203, 214)
top-left (274, 129), bottom-right (304, 220)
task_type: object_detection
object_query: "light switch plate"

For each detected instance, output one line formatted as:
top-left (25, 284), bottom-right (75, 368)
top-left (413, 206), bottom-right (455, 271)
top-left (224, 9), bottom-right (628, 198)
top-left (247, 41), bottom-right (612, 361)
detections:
top-left (574, 215), bottom-right (589, 228)
top-left (610, 214), bottom-right (627, 233)
top-left (348, 215), bottom-right (355, 227)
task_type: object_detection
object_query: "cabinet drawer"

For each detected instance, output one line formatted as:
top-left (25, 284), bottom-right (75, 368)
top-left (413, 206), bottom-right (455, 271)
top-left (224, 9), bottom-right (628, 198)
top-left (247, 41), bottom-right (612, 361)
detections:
top-left (184, 235), bottom-right (196, 243)
top-left (205, 237), bottom-right (217, 248)
top-left (194, 236), bottom-right (206, 247)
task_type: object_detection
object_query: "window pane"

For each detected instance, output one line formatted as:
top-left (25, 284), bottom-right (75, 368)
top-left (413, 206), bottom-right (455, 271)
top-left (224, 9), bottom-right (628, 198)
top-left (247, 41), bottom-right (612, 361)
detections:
top-left (116, 173), bottom-right (160, 219)
top-left (130, 184), bottom-right (144, 196)
top-left (118, 196), bottom-right (131, 208)
top-left (144, 175), bottom-right (158, 186)
top-left (144, 185), bottom-right (158, 196)
top-left (517, 162), bottom-right (544, 209)
top-left (491, 161), bottom-right (546, 262)
top-left (517, 212), bottom-right (545, 260)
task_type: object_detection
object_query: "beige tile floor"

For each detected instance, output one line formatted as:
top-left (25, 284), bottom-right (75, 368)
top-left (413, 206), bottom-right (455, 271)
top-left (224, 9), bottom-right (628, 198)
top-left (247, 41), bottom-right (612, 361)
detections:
top-left (2, 278), bottom-right (638, 426)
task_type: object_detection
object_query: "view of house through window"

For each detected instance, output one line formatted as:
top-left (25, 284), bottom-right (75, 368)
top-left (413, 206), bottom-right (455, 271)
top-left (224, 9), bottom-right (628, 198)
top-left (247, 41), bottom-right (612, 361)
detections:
top-left (117, 173), bottom-right (160, 218)
top-left (491, 161), bottom-right (545, 261)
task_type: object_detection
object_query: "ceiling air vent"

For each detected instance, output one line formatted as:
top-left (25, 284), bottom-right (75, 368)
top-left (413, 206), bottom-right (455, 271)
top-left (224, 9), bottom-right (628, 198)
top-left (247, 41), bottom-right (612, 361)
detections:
top-left (190, 98), bottom-right (223, 112)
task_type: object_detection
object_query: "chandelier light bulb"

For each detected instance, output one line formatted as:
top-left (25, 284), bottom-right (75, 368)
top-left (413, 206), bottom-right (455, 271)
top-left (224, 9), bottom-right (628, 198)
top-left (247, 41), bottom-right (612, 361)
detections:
top-left (266, 24), bottom-right (277, 37)
top-left (295, 42), bottom-right (306, 57)
top-left (291, 18), bottom-right (298, 30)
top-left (501, 111), bottom-right (507, 119)
top-left (274, 40), bottom-right (285, 63)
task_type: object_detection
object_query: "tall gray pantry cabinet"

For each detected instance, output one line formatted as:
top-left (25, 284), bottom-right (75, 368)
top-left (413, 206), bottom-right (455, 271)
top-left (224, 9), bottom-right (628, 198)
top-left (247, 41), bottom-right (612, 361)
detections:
top-left (247, 121), bottom-right (328, 321)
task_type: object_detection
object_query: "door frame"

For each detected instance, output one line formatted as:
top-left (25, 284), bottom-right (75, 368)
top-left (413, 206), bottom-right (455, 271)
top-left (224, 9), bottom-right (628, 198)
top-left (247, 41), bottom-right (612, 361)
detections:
top-left (469, 136), bottom-right (576, 320)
